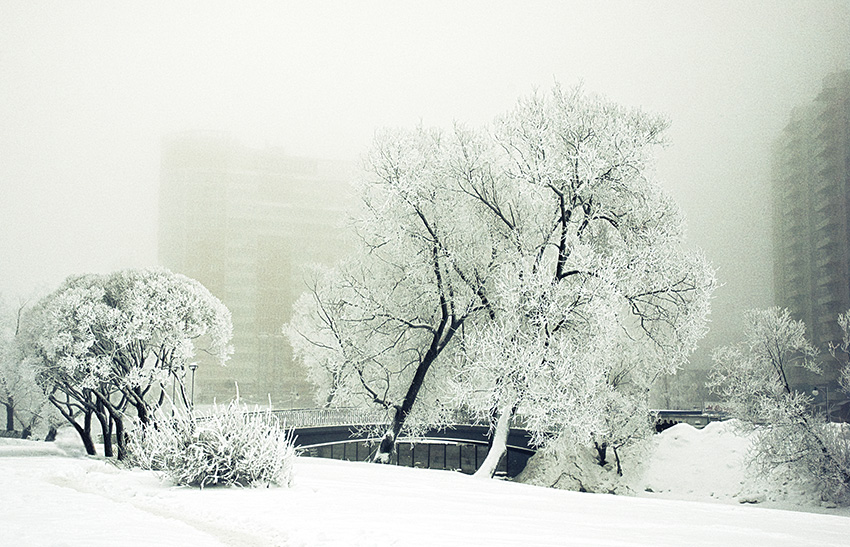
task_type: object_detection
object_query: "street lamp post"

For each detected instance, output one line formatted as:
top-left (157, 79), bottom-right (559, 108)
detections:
top-left (189, 364), bottom-right (198, 409)
top-left (813, 385), bottom-right (830, 422)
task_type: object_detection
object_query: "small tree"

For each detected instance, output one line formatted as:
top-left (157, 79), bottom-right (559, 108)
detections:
top-left (17, 268), bottom-right (232, 458)
top-left (709, 307), bottom-right (850, 503)
top-left (0, 296), bottom-right (53, 436)
top-left (832, 311), bottom-right (850, 397)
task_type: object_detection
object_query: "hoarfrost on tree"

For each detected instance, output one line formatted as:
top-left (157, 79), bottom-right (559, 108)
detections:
top-left (709, 307), bottom-right (850, 503)
top-left (17, 268), bottom-right (232, 459)
top-left (0, 295), bottom-right (54, 437)
top-left (287, 84), bottom-right (715, 475)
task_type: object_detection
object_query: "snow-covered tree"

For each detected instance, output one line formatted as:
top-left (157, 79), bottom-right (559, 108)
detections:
top-left (0, 295), bottom-right (55, 437)
top-left (831, 310), bottom-right (850, 396)
top-left (287, 126), bottom-right (499, 461)
top-left (451, 86), bottom-right (714, 478)
top-left (709, 308), bottom-right (850, 503)
top-left (17, 268), bottom-right (232, 458)
top-left (288, 85), bottom-right (714, 471)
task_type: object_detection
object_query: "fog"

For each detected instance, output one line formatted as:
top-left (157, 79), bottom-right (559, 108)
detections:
top-left (1, 1), bottom-right (849, 367)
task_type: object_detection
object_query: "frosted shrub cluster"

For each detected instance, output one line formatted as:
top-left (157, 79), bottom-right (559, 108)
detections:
top-left (710, 308), bottom-right (850, 504)
top-left (127, 401), bottom-right (296, 488)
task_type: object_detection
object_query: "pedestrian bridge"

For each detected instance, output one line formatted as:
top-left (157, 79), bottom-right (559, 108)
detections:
top-left (268, 408), bottom-right (535, 477)
top-left (267, 408), bottom-right (725, 477)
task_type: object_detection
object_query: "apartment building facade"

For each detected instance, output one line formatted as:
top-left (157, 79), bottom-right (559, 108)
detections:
top-left (772, 70), bottom-right (850, 390)
top-left (159, 133), bottom-right (354, 406)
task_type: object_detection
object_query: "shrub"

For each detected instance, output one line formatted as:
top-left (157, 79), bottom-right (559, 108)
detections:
top-left (709, 308), bottom-right (850, 504)
top-left (127, 401), bottom-right (296, 488)
top-left (748, 421), bottom-right (850, 503)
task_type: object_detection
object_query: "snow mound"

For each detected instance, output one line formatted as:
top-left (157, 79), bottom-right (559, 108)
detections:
top-left (632, 420), bottom-right (750, 504)
top-left (0, 427), bottom-right (95, 458)
top-left (0, 438), bottom-right (68, 457)
top-left (630, 419), bottom-right (849, 513)
top-left (515, 419), bottom-right (849, 514)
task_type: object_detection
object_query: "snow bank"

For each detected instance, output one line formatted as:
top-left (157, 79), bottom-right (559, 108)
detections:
top-left (1, 423), bottom-right (849, 546)
top-left (0, 437), bottom-right (68, 457)
top-left (633, 420), bottom-right (751, 503)
top-left (516, 419), bottom-right (849, 514)
top-left (632, 420), bottom-right (849, 513)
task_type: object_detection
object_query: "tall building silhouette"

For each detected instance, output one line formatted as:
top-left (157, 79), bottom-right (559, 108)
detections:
top-left (772, 70), bottom-right (850, 390)
top-left (159, 133), bottom-right (354, 406)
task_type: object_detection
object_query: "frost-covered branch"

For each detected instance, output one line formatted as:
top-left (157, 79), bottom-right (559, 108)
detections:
top-left (16, 268), bottom-right (232, 458)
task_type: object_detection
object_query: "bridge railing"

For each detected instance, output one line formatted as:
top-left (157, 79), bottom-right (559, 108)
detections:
top-left (259, 407), bottom-right (510, 430)
top-left (265, 407), bottom-right (391, 429)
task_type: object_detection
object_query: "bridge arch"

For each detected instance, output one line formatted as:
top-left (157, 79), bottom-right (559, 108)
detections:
top-left (267, 409), bottom-right (536, 477)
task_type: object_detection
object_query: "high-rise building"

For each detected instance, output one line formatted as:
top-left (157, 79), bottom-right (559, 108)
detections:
top-left (772, 70), bottom-right (850, 389)
top-left (159, 133), bottom-right (355, 406)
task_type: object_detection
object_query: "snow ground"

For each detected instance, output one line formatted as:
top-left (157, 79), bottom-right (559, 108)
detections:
top-left (1, 422), bottom-right (849, 546)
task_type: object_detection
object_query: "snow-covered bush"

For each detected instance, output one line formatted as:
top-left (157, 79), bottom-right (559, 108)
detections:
top-left (745, 421), bottom-right (850, 503)
top-left (709, 308), bottom-right (850, 504)
top-left (127, 401), bottom-right (296, 488)
top-left (516, 432), bottom-right (650, 494)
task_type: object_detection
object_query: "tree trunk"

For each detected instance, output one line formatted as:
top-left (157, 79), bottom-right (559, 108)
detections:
top-left (612, 445), bottom-right (623, 476)
top-left (132, 387), bottom-right (150, 426)
top-left (475, 406), bottom-right (512, 478)
top-left (113, 414), bottom-right (126, 460)
top-left (370, 249), bottom-right (462, 463)
top-left (594, 441), bottom-right (608, 467)
top-left (4, 398), bottom-right (13, 431)
top-left (372, 407), bottom-right (405, 463)
top-left (372, 430), bottom-right (396, 463)
top-left (371, 345), bottom-right (452, 463)
top-left (94, 409), bottom-right (113, 458)
top-left (51, 399), bottom-right (97, 455)
top-left (96, 392), bottom-right (127, 461)
top-left (82, 408), bottom-right (96, 456)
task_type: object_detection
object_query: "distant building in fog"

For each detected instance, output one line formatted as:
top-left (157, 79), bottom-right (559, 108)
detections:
top-left (159, 133), bottom-right (355, 406)
top-left (772, 70), bottom-right (850, 390)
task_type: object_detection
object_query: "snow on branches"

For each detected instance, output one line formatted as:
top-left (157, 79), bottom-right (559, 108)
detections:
top-left (126, 401), bottom-right (296, 488)
top-left (0, 295), bottom-right (54, 437)
top-left (709, 308), bottom-right (850, 503)
top-left (287, 84), bottom-right (716, 473)
top-left (17, 268), bottom-right (232, 458)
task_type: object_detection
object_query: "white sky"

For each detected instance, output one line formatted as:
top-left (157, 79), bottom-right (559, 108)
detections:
top-left (1, 1), bottom-right (849, 361)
